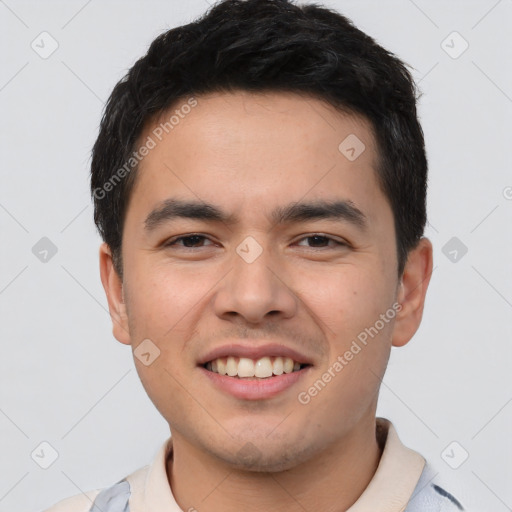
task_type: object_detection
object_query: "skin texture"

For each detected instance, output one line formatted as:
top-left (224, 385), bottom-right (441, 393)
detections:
top-left (99, 91), bottom-right (433, 512)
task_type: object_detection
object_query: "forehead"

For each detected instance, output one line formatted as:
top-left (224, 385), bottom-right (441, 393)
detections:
top-left (126, 90), bottom-right (387, 231)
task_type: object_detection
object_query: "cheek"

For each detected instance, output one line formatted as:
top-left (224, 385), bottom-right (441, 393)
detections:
top-left (301, 265), bottom-right (395, 342)
top-left (126, 261), bottom-right (211, 336)
top-left (125, 265), bottom-right (201, 416)
top-left (299, 271), bottom-right (394, 427)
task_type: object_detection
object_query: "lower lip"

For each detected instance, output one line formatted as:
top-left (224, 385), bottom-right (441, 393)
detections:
top-left (199, 366), bottom-right (311, 400)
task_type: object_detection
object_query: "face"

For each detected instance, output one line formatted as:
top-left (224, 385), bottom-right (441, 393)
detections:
top-left (100, 90), bottom-right (432, 471)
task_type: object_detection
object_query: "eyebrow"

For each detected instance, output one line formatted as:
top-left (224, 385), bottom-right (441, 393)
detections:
top-left (144, 198), bottom-right (368, 233)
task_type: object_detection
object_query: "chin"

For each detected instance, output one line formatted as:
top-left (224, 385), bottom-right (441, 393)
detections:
top-left (214, 437), bottom-right (318, 473)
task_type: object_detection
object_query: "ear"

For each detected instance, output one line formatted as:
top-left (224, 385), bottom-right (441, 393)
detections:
top-left (99, 242), bottom-right (131, 345)
top-left (392, 237), bottom-right (433, 348)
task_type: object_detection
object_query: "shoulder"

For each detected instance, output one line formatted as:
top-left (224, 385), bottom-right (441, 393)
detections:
top-left (406, 462), bottom-right (466, 511)
top-left (42, 488), bottom-right (102, 512)
top-left (42, 465), bottom-right (149, 512)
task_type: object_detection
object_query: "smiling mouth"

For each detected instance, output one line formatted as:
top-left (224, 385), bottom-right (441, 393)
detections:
top-left (203, 356), bottom-right (311, 379)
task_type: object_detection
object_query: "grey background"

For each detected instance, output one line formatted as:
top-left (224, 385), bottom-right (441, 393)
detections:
top-left (0, 0), bottom-right (511, 511)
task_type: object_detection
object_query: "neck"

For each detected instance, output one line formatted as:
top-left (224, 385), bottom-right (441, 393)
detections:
top-left (167, 415), bottom-right (383, 512)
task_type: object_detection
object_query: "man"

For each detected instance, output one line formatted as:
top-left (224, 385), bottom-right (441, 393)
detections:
top-left (45, 0), bottom-right (466, 510)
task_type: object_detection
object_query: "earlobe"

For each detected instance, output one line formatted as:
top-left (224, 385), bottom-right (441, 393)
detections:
top-left (98, 243), bottom-right (131, 345)
top-left (392, 237), bottom-right (433, 348)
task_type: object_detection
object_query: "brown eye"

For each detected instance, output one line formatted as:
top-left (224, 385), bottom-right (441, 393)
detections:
top-left (164, 234), bottom-right (214, 249)
top-left (295, 234), bottom-right (347, 249)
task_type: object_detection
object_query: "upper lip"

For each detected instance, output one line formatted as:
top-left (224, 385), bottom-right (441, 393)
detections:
top-left (198, 343), bottom-right (314, 366)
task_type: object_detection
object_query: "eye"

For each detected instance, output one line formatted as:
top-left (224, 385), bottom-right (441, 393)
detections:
top-left (164, 234), bottom-right (215, 249)
top-left (295, 234), bottom-right (347, 249)
top-left (163, 233), bottom-right (348, 251)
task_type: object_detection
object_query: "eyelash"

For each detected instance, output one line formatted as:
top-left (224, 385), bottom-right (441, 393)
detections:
top-left (163, 233), bottom-right (348, 250)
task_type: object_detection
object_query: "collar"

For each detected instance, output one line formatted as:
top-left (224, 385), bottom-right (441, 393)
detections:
top-left (346, 418), bottom-right (425, 511)
top-left (135, 417), bottom-right (425, 511)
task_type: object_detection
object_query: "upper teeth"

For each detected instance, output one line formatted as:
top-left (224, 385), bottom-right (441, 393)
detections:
top-left (206, 356), bottom-right (302, 378)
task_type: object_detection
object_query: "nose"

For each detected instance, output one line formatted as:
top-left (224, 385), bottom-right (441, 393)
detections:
top-left (213, 239), bottom-right (298, 325)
